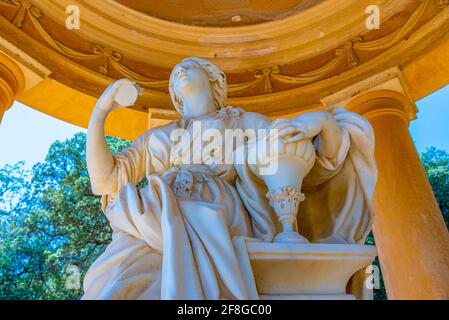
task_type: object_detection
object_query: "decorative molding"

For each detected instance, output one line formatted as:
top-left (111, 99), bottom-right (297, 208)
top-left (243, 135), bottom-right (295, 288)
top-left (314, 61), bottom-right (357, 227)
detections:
top-left (0, 0), bottom-right (41, 28)
top-left (321, 67), bottom-right (403, 106)
top-left (0, 36), bottom-right (50, 79)
top-left (353, 0), bottom-right (431, 52)
top-left (269, 38), bottom-right (360, 87)
top-left (321, 67), bottom-right (418, 121)
top-left (254, 66), bottom-right (280, 94)
top-left (16, 4), bottom-right (170, 91)
top-left (266, 187), bottom-right (305, 211)
top-left (0, 0), bottom-right (440, 98)
top-left (346, 90), bottom-right (414, 124)
top-left (436, 0), bottom-right (449, 9)
top-left (0, 51), bottom-right (25, 117)
top-left (241, 0), bottom-right (432, 91)
top-left (338, 38), bottom-right (363, 67)
top-left (0, 0), bottom-right (448, 122)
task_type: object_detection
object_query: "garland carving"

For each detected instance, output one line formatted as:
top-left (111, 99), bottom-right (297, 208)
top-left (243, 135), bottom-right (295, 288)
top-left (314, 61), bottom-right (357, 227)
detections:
top-left (0, 0), bottom-right (444, 95)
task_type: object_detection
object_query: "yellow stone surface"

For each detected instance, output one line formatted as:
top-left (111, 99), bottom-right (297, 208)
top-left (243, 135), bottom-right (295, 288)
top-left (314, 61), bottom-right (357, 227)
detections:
top-left (0, 51), bottom-right (25, 122)
top-left (403, 36), bottom-right (449, 101)
top-left (348, 91), bottom-right (449, 300)
top-left (1, 0), bottom-right (449, 137)
top-left (17, 79), bottom-right (149, 140)
top-left (1, 0), bottom-right (449, 300)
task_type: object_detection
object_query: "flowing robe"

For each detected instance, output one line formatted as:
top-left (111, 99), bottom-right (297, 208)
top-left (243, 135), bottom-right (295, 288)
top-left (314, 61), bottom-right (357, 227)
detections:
top-left (82, 106), bottom-right (377, 300)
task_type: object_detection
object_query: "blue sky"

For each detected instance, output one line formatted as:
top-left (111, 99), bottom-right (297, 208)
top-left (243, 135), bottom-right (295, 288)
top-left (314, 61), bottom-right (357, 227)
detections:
top-left (0, 103), bottom-right (85, 168)
top-left (0, 85), bottom-right (448, 168)
top-left (409, 84), bottom-right (449, 152)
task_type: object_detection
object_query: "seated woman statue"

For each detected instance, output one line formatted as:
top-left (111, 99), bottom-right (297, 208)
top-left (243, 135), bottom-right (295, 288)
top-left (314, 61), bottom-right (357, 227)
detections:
top-left (83, 57), bottom-right (377, 300)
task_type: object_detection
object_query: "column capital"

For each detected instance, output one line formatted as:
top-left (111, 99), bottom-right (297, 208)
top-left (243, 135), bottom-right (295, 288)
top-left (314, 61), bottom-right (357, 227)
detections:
top-left (321, 67), bottom-right (417, 123)
top-left (0, 51), bottom-right (25, 116)
top-left (0, 36), bottom-right (51, 122)
top-left (346, 90), bottom-right (413, 125)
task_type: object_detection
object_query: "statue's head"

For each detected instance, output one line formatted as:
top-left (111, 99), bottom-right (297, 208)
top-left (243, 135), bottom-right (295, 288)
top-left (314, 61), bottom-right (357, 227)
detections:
top-left (169, 57), bottom-right (227, 115)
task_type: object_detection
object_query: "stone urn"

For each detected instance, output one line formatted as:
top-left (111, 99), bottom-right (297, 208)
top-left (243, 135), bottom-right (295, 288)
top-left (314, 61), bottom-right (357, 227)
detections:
top-left (251, 136), bottom-right (316, 243)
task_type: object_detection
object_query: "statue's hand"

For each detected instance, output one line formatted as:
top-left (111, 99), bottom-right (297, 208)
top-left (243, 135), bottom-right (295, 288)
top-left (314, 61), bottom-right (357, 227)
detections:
top-left (94, 78), bottom-right (143, 114)
top-left (268, 118), bottom-right (305, 143)
top-left (268, 111), bottom-right (329, 143)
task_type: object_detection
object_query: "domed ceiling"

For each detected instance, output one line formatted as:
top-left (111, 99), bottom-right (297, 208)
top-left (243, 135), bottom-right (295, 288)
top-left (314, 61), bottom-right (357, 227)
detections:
top-left (0, 0), bottom-right (448, 137)
top-left (115, 0), bottom-right (324, 27)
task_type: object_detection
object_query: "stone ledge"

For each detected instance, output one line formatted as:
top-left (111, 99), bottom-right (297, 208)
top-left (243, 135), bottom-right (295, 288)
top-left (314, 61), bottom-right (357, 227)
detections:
top-left (235, 240), bottom-right (377, 300)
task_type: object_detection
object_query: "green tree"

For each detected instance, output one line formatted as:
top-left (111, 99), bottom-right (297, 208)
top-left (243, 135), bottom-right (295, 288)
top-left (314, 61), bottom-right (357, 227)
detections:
top-left (421, 147), bottom-right (449, 228)
top-left (0, 133), bottom-right (129, 299)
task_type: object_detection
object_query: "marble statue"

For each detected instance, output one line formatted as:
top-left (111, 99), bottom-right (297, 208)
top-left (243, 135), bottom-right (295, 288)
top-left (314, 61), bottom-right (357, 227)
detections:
top-left (83, 57), bottom-right (377, 300)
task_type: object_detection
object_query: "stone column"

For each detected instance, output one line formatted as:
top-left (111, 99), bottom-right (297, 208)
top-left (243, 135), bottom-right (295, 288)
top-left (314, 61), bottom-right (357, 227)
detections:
top-left (347, 89), bottom-right (449, 300)
top-left (0, 51), bottom-right (24, 123)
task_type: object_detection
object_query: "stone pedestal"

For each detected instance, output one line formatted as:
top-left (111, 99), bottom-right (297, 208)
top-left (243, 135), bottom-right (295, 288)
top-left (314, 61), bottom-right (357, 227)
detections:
top-left (235, 239), bottom-right (377, 300)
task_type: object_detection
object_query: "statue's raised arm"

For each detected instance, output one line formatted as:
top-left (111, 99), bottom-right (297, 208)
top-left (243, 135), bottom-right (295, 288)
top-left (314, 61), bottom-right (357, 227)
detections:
top-left (86, 79), bottom-right (142, 195)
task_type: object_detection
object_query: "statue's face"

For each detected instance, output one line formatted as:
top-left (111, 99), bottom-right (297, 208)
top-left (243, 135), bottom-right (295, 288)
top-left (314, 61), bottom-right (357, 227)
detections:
top-left (172, 61), bottom-right (212, 103)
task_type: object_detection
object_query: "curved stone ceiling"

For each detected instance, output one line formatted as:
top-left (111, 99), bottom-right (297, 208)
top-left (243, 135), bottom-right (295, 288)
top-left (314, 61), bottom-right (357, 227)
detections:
top-left (0, 0), bottom-right (448, 123)
top-left (38, 0), bottom-right (419, 71)
top-left (115, 0), bottom-right (325, 27)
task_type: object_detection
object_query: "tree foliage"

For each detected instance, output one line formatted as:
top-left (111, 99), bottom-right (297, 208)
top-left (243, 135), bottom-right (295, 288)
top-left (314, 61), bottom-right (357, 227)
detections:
top-left (0, 133), bottom-right (448, 300)
top-left (421, 147), bottom-right (449, 227)
top-left (0, 133), bottom-right (129, 299)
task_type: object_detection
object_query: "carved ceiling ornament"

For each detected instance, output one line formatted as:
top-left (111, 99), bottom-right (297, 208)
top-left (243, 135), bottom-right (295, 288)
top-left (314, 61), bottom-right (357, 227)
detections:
top-left (0, 0), bottom-right (447, 112)
top-left (0, 0), bottom-right (169, 91)
top-left (254, 66), bottom-right (281, 94)
top-left (92, 45), bottom-right (122, 76)
top-left (337, 38), bottom-right (363, 68)
top-left (0, 0), bottom-right (41, 28)
top-left (436, 0), bottom-right (449, 8)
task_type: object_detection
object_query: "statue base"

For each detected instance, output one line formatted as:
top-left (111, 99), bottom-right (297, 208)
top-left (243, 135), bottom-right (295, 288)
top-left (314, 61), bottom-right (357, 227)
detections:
top-left (273, 231), bottom-right (309, 244)
top-left (234, 239), bottom-right (377, 300)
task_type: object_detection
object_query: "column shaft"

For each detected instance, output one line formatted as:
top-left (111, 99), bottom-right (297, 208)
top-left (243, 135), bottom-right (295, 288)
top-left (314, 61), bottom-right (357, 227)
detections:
top-left (351, 91), bottom-right (449, 299)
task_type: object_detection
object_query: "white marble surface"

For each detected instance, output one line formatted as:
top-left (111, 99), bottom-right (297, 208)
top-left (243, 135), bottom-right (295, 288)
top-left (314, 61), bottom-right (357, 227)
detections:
top-left (251, 242), bottom-right (376, 297)
top-left (83, 57), bottom-right (378, 300)
top-left (235, 239), bottom-right (377, 299)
